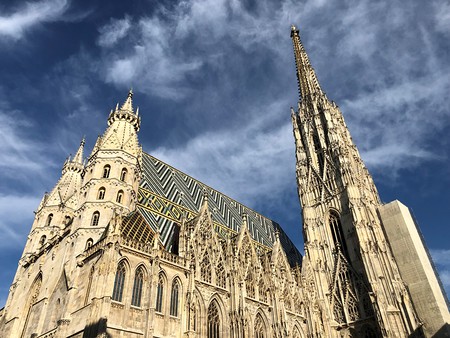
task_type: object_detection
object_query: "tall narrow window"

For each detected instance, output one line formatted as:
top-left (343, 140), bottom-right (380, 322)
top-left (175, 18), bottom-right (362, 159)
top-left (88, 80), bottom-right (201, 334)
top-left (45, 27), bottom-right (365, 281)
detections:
top-left (91, 211), bottom-right (100, 226)
top-left (207, 301), bottom-right (220, 338)
top-left (102, 165), bottom-right (111, 178)
top-left (201, 255), bottom-right (212, 283)
top-left (131, 267), bottom-right (144, 307)
top-left (116, 190), bottom-right (124, 204)
top-left (170, 280), bottom-right (180, 316)
top-left (246, 271), bottom-right (255, 298)
top-left (156, 274), bottom-right (164, 313)
top-left (254, 314), bottom-right (265, 338)
top-left (97, 187), bottom-right (106, 200)
top-left (329, 212), bottom-right (349, 258)
top-left (112, 262), bottom-right (126, 302)
top-left (120, 168), bottom-right (127, 181)
top-left (216, 261), bottom-right (226, 288)
top-left (46, 214), bottom-right (53, 226)
top-left (21, 274), bottom-right (43, 337)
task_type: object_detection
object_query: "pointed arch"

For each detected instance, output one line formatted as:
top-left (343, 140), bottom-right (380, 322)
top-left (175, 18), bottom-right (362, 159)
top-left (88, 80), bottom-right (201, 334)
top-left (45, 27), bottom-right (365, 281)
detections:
top-left (254, 312), bottom-right (267, 338)
top-left (292, 323), bottom-right (306, 338)
top-left (97, 187), bottom-right (106, 200)
top-left (112, 261), bottom-right (127, 302)
top-left (328, 210), bottom-right (349, 258)
top-left (120, 168), bottom-right (128, 181)
top-left (91, 211), bottom-right (100, 226)
top-left (170, 277), bottom-right (181, 316)
top-left (131, 265), bottom-right (146, 307)
top-left (207, 299), bottom-right (221, 338)
top-left (116, 190), bottom-right (124, 203)
top-left (201, 253), bottom-right (212, 283)
top-left (215, 259), bottom-right (226, 289)
top-left (155, 272), bottom-right (166, 313)
top-left (21, 273), bottom-right (43, 337)
top-left (245, 269), bottom-right (256, 298)
top-left (102, 164), bottom-right (111, 178)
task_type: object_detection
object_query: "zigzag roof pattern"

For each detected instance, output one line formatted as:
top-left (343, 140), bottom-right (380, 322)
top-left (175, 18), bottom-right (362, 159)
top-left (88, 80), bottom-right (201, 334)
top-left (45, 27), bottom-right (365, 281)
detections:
top-left (137, 152), bottom-right (302, 266)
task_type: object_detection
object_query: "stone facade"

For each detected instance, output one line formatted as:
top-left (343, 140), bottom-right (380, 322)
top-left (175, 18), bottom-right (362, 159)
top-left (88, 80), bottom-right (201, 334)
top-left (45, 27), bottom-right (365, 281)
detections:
top-left (0, 25), bottom-right (449, 338)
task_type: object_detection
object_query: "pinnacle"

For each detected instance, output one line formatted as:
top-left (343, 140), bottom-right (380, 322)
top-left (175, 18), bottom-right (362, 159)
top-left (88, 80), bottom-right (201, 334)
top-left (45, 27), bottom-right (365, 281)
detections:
top-left (72, 137), bottom-right (85, 164)
top-left (119, 89), bottom-right (134, 112)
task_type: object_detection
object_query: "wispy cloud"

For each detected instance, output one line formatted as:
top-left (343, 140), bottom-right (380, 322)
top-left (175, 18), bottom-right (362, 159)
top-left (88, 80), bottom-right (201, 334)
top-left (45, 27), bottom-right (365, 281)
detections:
top-left (94, 0), bottom-right (450, 191)
top-left (0, 0), bottom-right (69, 40)
top-left (97, 16), bottom-right (131, 47)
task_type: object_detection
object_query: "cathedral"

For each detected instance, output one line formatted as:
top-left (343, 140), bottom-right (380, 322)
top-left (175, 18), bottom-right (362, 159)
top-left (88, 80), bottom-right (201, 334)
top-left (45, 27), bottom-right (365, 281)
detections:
top-left (0, 26), bottom-right (449, 338)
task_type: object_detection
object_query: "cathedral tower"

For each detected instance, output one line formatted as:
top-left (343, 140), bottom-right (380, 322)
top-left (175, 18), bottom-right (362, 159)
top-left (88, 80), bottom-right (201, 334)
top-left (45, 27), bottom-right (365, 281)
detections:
top-left (290, 26), bottom-right (420, 337)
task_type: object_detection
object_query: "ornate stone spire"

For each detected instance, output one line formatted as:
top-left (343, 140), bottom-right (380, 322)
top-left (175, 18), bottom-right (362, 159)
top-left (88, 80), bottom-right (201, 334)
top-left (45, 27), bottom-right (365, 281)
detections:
top-left (290, 25), bottom-right (323, 102)
top-left (71, 137), bottom-right (85, 165)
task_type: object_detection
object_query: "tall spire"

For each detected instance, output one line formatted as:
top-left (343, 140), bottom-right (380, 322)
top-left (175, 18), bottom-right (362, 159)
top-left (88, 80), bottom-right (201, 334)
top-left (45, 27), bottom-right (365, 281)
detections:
top-left (72, 137), bottom-right (85, 165)
top-left (290, 25), bottom-right (323, 102)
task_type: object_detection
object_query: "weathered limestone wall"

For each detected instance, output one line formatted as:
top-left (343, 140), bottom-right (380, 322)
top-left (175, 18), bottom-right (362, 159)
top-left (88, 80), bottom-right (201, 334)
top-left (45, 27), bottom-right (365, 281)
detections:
top-left (379, 200), bottom-right (450, 338)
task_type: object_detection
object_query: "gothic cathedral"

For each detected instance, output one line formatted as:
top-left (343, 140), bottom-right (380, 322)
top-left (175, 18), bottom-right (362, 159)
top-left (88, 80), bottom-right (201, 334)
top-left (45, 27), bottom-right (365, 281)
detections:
top-left (0, 26), bottom-right (448, 338)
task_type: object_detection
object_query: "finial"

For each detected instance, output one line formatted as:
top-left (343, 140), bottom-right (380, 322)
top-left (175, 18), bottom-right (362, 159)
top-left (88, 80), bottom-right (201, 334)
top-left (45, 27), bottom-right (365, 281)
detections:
top-left (115, 103), bottom-right (119, 111)
top-left (242, 211), bottom-right (248, 228)
top-left (136, 107), bottom-right (139, 116)
top-left (120, 89), bottom-right (134, 112)
top-left (291, 24), bottom-right (296, 31)
top-left (72, 136), bottom-right (85, 165)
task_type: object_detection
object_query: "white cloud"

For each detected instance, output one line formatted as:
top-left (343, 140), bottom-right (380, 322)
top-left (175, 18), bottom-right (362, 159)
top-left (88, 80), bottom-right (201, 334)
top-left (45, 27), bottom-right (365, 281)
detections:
top-left (97, 16), bottom-right (131, 47)
top-left (0, 0), bottom-right (69, 40)
top-left (151, 99), bottom-right (295, 207)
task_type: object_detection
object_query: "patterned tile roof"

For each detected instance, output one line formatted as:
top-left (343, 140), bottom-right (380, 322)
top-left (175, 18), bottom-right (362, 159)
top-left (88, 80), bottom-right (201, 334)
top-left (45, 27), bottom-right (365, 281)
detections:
top-left (138, 152), bottom-right (302, 266)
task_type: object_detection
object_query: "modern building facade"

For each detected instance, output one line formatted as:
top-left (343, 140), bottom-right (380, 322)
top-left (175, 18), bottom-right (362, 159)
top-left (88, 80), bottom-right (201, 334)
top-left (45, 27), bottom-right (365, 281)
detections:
top-left (0, 25), bottom-right (448, 338)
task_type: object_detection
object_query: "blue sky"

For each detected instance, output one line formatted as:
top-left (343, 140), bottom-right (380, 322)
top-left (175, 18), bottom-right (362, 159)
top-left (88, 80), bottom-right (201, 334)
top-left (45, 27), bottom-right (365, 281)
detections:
top-left (0, 0), bottom-right (449, 307)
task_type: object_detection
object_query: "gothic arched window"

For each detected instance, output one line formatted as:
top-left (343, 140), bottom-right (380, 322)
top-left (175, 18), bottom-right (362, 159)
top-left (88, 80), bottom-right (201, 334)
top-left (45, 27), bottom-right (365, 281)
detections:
top-left (116, 190), bottom-right (124, 204)
top-left (102, 165), bottom-right (111, 178)
top-left (207, 301), bottom-right (220, 338)
top-left (131, 267), bottom-right (144, 307)
top-left (170, 279), bottom-right (180, 316)
top-left (216, 261), bottom-right (226, 288)
top-left (21, 274), bottom-right (43, 337)
top-left (97, 187), bottom-right (106, 200)
top-left (156, 274), bottom-right (164, 313)
top-left (254, 314), bottom-right (266, 338)
top-left (112, 262), bottom-right (126, 302)
top-left (329, 211), bottom-right (349, 258)
top-left (120, 168), bottom-right (127, 181)
top-left (91, 211), bottom-right (100, 226)
top-left (246, 270), bottom-right (255, 298)
top-left (46, 214), bottom-right (53, 226)
top-left (201, 255), bottom-right (212, 283)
